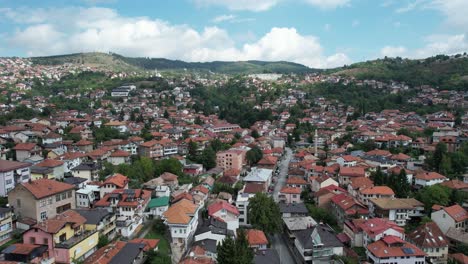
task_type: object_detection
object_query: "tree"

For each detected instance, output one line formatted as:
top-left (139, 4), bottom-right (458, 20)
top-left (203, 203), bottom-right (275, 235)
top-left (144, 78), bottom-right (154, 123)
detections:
top-left (97, 235), bottom-right (109, 249)
top-left (417, 185), bottom-right (451, 211)
top-left (217, 236), bottom-right (237, 264)
top-left (200, 147), bottom-right (216, 170)
top-left (251, 129), bottom-right (260, 139)
top-left (394, 169), bottom-right (410, 198)
top-left (217, 231), bottom-right (253, 264)
top-left (248, 193), bottom-right (282, 234)
top-left (432, 142), bottom-right (447, 172)
top-left (372, 167), bottom-right (384, 185)
top-left (246, 146), bottom-right (263, 165)
top-left (187, 140), bottom-right (198, 159)
top-left (163, 109), bottom-right (169, 119)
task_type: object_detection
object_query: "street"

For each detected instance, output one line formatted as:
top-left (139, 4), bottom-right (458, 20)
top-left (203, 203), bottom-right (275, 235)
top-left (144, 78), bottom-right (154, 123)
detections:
top-left (270, 147), bottom-right (297, 264)
top-left (273, 147), bottom-right (292, 202)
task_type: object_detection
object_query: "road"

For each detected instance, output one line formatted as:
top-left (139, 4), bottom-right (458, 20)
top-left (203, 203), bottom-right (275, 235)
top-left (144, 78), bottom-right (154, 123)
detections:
top-left (270, 147), bottom-right (297, 264)
top-left (273, 147), bottom-right (292, 202)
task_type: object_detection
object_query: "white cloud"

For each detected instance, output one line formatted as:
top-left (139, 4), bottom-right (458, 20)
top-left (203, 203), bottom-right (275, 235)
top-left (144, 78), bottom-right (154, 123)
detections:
top-left (212, 14), bottom-right (236, 23)
top-left (380, 46), bottom-right (408, 57)
top-left (395, 0), bottom-right (427, 13)
top-left (193, 0), bottom-right (280, 12)
top-left (380, 34), bottom-right (468, 59)
top-left (429, 0), bottom-right (468, 29)
top-left (351, 20), bottom-right (360, 27)
top-left (304, 0), bottom-right (350, 10)
top-left (415, 34), bottom-right (468, 58)
top-left (5, 7), bottom-right (349, 68)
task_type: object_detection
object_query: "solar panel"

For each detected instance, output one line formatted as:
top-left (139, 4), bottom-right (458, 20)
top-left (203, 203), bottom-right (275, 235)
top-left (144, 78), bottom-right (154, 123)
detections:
top-left (402, 248), bottom-right (414, 254)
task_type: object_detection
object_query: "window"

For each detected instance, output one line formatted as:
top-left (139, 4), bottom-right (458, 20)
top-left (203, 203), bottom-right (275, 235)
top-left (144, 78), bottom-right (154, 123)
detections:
top-left (40, 212), bottom-right (47, 220)
top-left (16, 199), bottom-right (21, 208)
top-left (67, 191), bottom-right (72, 198)
top-left (61, 193), bottom-right (66, 200)
top-left (43, 238), bottom-right (48, 244)
top-left (40, 200), bottom-right (47, 207)
top-left (56, 194), bottom-right (61, 202)
top-left (30, 237), bottom-right (36, 244)
top-left (5, 179), bottom-right (12, 185)
top-left (47, 198), bottom-right (53, 205)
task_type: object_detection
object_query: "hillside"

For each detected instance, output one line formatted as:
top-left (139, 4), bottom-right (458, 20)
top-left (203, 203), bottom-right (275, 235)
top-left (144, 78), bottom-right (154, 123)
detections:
top-left (329, 55), bottom-right (468, 90)
top-left (31, 52), bottom-right (314, 74)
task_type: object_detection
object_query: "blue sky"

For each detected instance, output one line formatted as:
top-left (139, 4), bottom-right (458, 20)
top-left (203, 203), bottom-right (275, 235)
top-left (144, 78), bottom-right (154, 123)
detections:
top-left (0, 0), bottom-right (467, 68)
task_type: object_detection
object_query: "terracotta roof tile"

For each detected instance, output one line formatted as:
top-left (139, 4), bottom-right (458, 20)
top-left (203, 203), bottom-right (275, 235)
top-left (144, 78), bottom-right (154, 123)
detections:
top-left (21, 179), bottom-right (74, 199)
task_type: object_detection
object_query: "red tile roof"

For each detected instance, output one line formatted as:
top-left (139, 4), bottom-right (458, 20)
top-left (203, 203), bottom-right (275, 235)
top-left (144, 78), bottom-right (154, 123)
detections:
top-left (0, 160), bottom-right (30, 173)
top-left (13, 143), bottom-right (37, 151)
top-left (280, 186), bottom-right (302, 194)
top-left (20, 179), bottom-right (74, 199)
top-left (246, 229), bottom-right (268, 246)
top-left (103, 173), bottom-right (129, 188)
top-left (35, 159), bottom-right (64, 168)
top-left (339, 166), bottom-right (365, 177)
top-left (367, 236), bottom-right (425, 258)
top-left (208, 200), bottom-right (239, 217)
top-left (443, 204), bottom-right (468, 222)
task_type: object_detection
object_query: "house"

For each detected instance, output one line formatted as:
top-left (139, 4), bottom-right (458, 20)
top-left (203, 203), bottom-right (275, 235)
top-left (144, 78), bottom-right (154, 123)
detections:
top-left (194, 218), bottom-right (234, 244)
top-left (414, 171), bottom-right (448, 187)
top-left (236, 183), bottom-right (264, 226)
top-left (1, 243), bottom-right (51, 263)
top-left (246, 229), bottom-right (269, 250)
top-left (0, 207), bottom-right (14, 244)
top-left (336, 155), bottom-right (361, 167)
top-left (34, 159), bottom-right (65, 180)
top-left (431, 204), bottom-right (468, 234)
top-left (369, 198), bottom-right (425, 226)
top-left (310, 174), bottom-right (338, 192)
top-left (207, 200), bottom-right (240, 232)
top-left (216, 149), bottom-right (245, 171)
top-left (314, 185), bottom-right (347, 208)
top-left (330, 193), bottom-right (369, 225)
top-left (71, 162), bottom-right (101, 182)
top-left (283, 216), bottom-right (317, 240)
top-left (76, 184), bottom-right (100, 208)
top-left (75, 140), bottom-right (94, 152)
top-left (257, 156), bottom-right (278, 170)
top-left (407, 222), bottom-right (449, 264)
top-left (278, 186), bottom-right (302, 204)
top-left (366, 236), bottom-right (426, 264)
top-left (279, 202), bottom-right (308, 218)
top-left (294, 224), bottom-right (344, 263)
top-left (191, 239), bottom-right (218, 261)
top-left (138, 140), bottom-right (163, 159)
top-left (22, 210), bottom-right (99, 263)
top-left (13, 143), bottom-right (41, 162)
top-left (243, 167), bottom-right (273, 192)
top-left (84, 241), bottom-right (146, 264)
top-left (100, 173), bottom-right (129, 197)
top-left (163, 199), bottom-right (200, 249)
top-left (94, 189), bottom-right (151, 238)
top-left (343, 218), bottom-right (404, 247)
top-left (8, 179), bottom-right (75, 222)
top-left (146, 196), bottom-right (170, 219)
top-left (0, 159), bottom-right (31, 196)
top-left (357, 186), bottom-right (395, 206)
top-left (75, 208), bottom-right (117, 240)
top-left (338, 166), bottom-right (366, 186)
top-left (107, 149), bottom-right (131, 165)
top-left (104, 121), bottom-right (128, 134)
top-left (286, 177), bottom-right (308, 190)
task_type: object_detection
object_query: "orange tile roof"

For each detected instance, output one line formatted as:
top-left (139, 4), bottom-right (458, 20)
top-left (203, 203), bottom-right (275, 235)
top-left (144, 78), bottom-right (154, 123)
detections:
top-left (280, 186), bottom-right (302, 194)
top-left (246, 229), bottom-right (268, 246)
top-left (35, 159), bottom-right (64, 168)
top-left (286, 177), bottom-right (308, 185)
top-left (103, 173), bottom-right (129, 188)
top-left (163, 199), bottom-right (198, 225)
top-left (84, 241), bottom-right (126, 264)
top-left (128, 238), bottom-right (160, 251)
top-left (21, 179), bottom-right (74, 199)
top-left (360, 186), bottom-right (395, 196)
top-left (13, 143), bottom-right (37, 151)
top-left (34, 210), bottom-right (86, 234)
top-left (415, 171), bottom-right (447, 180)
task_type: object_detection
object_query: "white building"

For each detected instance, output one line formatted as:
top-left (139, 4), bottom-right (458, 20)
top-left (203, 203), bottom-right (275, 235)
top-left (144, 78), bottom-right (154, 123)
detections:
top-left (163, 199), bottom-right (200, 250)
top-left (0, 160), bottom-right (31, 196)
top-left (366, 236), bottom-right (426, 264)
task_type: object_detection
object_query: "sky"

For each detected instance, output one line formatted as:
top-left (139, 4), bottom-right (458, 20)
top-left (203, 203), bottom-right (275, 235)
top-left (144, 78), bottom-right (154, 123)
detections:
top-left (0, 0), bottom-right (467, 68)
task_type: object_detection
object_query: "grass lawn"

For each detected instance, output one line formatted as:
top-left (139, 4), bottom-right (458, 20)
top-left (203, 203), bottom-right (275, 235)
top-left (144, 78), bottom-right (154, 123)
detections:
top-left (145, 230), bottom-right (170, 256)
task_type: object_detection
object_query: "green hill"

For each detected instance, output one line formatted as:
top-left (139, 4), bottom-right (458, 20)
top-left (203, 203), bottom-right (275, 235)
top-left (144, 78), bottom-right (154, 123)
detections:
top-left (329, 54), bottom-right (468, 90)
top-left (31, 52), bottom-right (314, 74)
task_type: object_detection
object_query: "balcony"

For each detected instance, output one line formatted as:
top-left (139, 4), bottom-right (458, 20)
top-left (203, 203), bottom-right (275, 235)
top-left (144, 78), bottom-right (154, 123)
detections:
top-left (55, 230), bottom-right (97, 249)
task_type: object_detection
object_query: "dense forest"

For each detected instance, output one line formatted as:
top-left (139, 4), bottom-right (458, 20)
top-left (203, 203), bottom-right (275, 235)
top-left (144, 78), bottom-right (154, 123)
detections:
top-left (331, 55), bottom-right (468, 90)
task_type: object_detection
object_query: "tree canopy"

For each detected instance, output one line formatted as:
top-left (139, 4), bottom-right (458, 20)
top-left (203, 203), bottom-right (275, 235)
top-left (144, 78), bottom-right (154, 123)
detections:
top-left (248, 193), bottom-right (282, 234)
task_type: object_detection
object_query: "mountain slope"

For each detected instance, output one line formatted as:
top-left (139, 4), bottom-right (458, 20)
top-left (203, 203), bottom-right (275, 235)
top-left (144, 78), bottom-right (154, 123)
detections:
top-left (31, 52), bottom-right (314, 74)
top-left (329, 55), bottom-right (468, 90)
